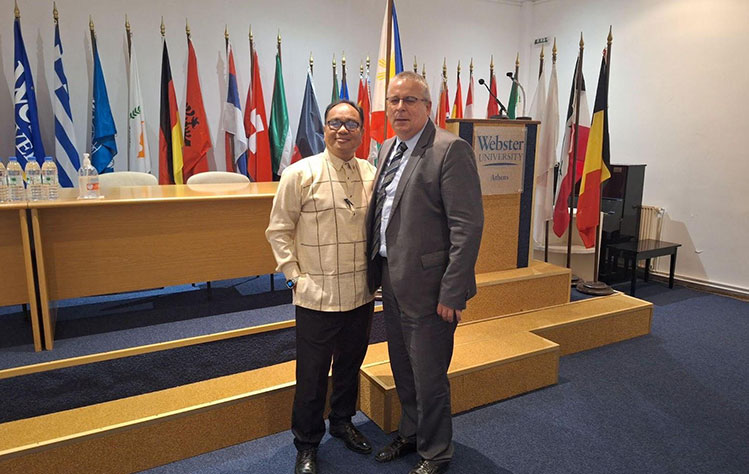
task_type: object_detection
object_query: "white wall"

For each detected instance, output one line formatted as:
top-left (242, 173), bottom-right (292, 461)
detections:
top-left (523, 0), bottom-right (749, 293)
top-left (0, 0), bottom-right (521, 171)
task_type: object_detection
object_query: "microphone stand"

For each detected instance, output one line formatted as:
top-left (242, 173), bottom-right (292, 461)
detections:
top-left (478, 78), bottom-right (509, 119)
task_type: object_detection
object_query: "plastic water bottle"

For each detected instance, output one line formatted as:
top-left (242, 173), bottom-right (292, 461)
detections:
top-left (41, 156), bottom-right (59, 200)
top-left (7, 157), bottom-right (26, 202)
top-left (25, 156), bottom-right (42, 201)
top-left (0, 161), bottom-right (8, 203)
top-left (78, 153), bottom-right (100, 199)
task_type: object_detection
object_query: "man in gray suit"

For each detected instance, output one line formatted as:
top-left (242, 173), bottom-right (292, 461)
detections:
top-left (367, 71), bottom-right (484, 474)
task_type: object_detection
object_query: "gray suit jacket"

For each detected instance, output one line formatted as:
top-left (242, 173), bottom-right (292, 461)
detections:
top-left (367, 120), bottom-right (484, 316)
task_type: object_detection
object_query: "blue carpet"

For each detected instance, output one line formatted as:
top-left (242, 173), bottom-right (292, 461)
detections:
top-left (141, 283), bottom-right (749, 474)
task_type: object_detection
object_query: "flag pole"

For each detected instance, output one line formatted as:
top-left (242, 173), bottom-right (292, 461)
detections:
top-left (421, 63), bottom-right (426, 80)
top-left (594, 26), bottom-right (613, 282)
top-left (538, 44), bottom-right (544, 80)
top-left (413, 55), bottom-right (418, 73)
top-left (124, 14), bottom-right (132, 59)
top-left (277, 30), bottom-right (281, 64)
top-left (310, 52), bottom-right (314, 77)
top-left (545, 38), bottom-right (557, 263)
top-left (566, 33), bottom-right (584, 269)
top-left (89, 15), bottom-right (96, 51)
top-left (383, 0), bottom-right (393, 142)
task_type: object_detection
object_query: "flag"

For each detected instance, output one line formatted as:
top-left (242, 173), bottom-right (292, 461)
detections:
top-left (245, 48), bottom-right (273, 182)
top-left (127, 40), bottom-right (151, 174)
top-left (371, 0), bottom-right (404, 146)
top-left (465, 67), bottom-right (474, 119)
top-left (332, 65), bottom-right (339, 104)
top-left (14, 14), bottom-right (45, 170)
top-left (91, 33), bottom-right (117, 174)
top-left (53, 19), bottom-right (79, 187)
top-left (451, 68), bottom-right (463, 119)
top-left (183, 36), bottom-right (211, 181)
top-left (508, 73), bottom-right (519, 119)
top-left (552, 57), bottom-right (591, 237)
top-left (576, 51), bottom-right (612, 248)
top-left (436, 76), bottom-right (449, 129)
top-left (340, 62), bottom-right (349, 100)
top-left (356, 73), bottom-right (375, 163)
top-left (486, 69), bottom-right (498, 118)
top-left (158, 37), bottom-right (184, 184)
top-left (529, 60), bottom-right (547, 124)
top-left (292, 69), bottom-right (324, 164)
top-left (222, 41), bottom-right (248, 175)
top-left (533, 60), bottom-right (557, 246)
top-left (269, 49), bottom-right (293, 176)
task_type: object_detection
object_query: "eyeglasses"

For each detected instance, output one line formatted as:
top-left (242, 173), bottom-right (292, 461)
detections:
top-left (326, 119), bottom-right (361, 131)
top-left (386, 96), bottom-right (429, 106)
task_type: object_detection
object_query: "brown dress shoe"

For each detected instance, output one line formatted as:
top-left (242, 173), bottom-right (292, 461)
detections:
top-left (374, 435), bottom-right (417, 463)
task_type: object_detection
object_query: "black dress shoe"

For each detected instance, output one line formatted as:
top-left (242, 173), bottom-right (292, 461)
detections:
top-left (329, 422), bottom-right (372, 454)
top-left (408, 458), bottom-right (449, 474)
top-left (374, 435), bottom-right (417, 463)
top-left (295, 448), bottom-right (317, 474)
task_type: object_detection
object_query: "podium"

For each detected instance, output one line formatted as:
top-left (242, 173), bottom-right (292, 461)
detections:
top-left (446, 118), bottom-right (539, 273)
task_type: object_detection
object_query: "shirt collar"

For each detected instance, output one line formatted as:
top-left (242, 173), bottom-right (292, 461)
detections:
top-left (394, 120), bottom-right (429, 154)
top-left (325, 149), bottom-right (356, 171)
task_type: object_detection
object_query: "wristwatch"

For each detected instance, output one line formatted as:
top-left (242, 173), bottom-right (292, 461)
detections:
top-left (285, 277), bottom-right (299, 289)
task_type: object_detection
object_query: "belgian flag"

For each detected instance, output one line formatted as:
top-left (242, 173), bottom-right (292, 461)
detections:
top-left (158, 37), bottom-right (184, 184)
top-left (576, 49), bottom-right (612, 248)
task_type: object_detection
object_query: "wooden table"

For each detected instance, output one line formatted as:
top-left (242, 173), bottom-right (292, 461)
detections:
top-left (0, 202), bottom-right (42, 351)
top-left (607, 239), bottom-right (681, 296)
top-left (29, 183), bottom-right (279, 349)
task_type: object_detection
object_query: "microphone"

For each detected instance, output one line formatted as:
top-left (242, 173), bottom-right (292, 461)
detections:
top-left (478, 78), bottom-right (508, 117)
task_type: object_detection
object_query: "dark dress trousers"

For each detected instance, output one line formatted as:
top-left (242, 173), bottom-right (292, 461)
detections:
top-left (366, 120), bottom-right (484, 463)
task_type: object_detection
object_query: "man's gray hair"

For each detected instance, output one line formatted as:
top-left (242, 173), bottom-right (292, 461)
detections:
top-left (391, 71), bottom-right (431, 102)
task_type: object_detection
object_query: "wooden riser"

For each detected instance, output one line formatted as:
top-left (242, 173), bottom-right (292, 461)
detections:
top-left (0, 293), bottom-right (651, 474)
top-left (359, 292), bottom-right (652, 432)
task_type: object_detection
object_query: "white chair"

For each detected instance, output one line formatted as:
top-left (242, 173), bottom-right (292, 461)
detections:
top-left (185, 171), bottom-right (250, 184)
top-left (99, 171), bottom-right (158, 193)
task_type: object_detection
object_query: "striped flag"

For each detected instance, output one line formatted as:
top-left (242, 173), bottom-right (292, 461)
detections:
top-left (436, 75), bottom-right (449, 128)
top-left (552, 57), bottom-right (591, 237)
top-left (127, 38), bottom-right (151, 173)
top-left (270, 47), bottom-right (293, 176)
top-left (91, 31), bottom-right (117, 174)
top-left (14, 12), bottom-right (45, 170)
top-left (291, 69), bottom-right (324, 164)
top-left (576, 50), bottom-right (612, 248)
top-left (451, 65), bottom-right (463, 119)
top-left (183, 36), bottom-right (211, 181)
top-left (158, 37), bottom-right (184, 184)
top-left (356, 71), bottom-right (375, 163)
top-left (222, 41), bottom-right (248, 175)
top-left (371, 0), bottom-right (404, 146)
top-left (53, 18), bottom-right (79, 187)
top-left (245, 47), bottom-right (273, 181)
top-left (465, 66), bottom-right (474, 119)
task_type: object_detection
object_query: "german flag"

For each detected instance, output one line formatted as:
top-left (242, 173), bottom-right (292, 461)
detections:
top-left (158, 37), bottom-right (184, 184)
top-left (576, 50), bottom-right (612, 248)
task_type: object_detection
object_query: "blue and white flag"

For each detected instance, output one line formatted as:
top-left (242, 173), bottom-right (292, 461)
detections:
top-left (14, 16), bottom-right (45, 169)
top-left (53, 22), bottom-right (80, 187)
top-left (91, 35), bottom-right (117, 174)
top-left (222, 41), bottom-right (248, 175)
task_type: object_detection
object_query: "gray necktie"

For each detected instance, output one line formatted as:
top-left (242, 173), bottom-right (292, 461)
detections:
top-left (370, 141), bottom-right (408, 259)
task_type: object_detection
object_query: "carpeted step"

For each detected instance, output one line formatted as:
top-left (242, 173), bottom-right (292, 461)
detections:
top-left (359, 292), bottom-right (652, 432)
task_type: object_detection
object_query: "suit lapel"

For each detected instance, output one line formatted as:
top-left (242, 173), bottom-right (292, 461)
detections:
top-left (388, 121), bottom-right (436, 224)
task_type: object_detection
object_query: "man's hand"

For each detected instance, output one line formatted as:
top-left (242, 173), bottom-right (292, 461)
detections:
top-left (437, 303), bottom-right (462, 323)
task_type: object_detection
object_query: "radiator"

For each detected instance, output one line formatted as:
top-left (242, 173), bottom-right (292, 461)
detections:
top-left (639, 205), bottom-right (665, 269)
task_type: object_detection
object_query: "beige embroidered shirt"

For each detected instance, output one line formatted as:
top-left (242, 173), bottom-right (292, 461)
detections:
top-left (265, 150), bottom-right (376, 312)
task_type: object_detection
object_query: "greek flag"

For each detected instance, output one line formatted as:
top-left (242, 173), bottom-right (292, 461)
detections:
top-left (53, 22), bottom-right (80, 187)
top-left (14, 15), bottom-right (45, 169)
